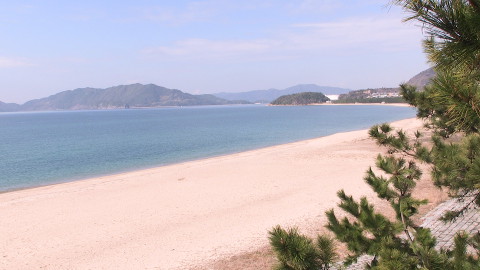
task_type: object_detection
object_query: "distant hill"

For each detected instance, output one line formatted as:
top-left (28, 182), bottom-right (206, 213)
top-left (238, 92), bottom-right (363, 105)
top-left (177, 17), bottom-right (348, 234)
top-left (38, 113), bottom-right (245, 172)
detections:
top-left (335, 68), bottom-right (437, 103)
top-left (338, 87), bottom-right (400, 100)
top-left (0, 101), bottom-right (21, 112)
top-left (8, 84), bottom-right (249, 112)
top-left (336, 88), bottom-right (405, 103)
top-left (406, 67), bottom-right (435, 90)
top-left (271, 92), bottom-right (330, 105)
top-left (0, 70), bottom-right (436, 112)
top-left (213, 84), bottom-right (350, 103)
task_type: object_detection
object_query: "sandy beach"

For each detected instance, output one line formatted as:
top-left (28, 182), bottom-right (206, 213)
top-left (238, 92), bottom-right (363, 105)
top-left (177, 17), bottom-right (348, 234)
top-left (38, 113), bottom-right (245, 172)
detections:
top-left (0, 117), bottom-right (445, 270)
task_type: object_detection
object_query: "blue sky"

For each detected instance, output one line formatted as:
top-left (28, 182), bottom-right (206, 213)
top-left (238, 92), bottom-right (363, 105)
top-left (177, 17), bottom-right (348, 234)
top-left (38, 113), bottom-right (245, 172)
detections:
top-left (0, 0), bottom-right (429, 103)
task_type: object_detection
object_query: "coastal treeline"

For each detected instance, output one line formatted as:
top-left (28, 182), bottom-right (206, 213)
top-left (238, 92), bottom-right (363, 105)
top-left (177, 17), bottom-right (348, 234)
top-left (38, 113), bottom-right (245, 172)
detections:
top-left (269, 0), bottom-right (480, 269)
top-left (335, 88), bottom-right (406, 104)
top-left (270, 92), bottom-right (330, 105)
top-left (334, 96), bottom-right (405, 104)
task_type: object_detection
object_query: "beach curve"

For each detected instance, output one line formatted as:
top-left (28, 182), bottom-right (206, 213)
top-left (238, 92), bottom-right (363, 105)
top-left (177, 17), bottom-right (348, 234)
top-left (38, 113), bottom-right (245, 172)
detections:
top-left (0, 117), bottom-right (442, 269)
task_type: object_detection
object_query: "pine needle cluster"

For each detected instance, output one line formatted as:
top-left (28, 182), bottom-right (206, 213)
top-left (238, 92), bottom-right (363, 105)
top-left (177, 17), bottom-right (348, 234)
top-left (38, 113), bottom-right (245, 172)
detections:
top-left (269, 226), bottom-right (337, 270)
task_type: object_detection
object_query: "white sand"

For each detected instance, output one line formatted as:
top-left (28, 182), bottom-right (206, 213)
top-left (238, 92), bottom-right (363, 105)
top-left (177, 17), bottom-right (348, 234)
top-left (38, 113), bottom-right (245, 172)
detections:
top-left (0, 118), bottom-right (424, 270)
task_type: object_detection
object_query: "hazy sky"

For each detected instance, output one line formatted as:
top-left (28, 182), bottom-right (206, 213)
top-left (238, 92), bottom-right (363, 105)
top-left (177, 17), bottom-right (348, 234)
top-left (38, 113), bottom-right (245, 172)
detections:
top-left (0, 0), bottom-right (430, 104)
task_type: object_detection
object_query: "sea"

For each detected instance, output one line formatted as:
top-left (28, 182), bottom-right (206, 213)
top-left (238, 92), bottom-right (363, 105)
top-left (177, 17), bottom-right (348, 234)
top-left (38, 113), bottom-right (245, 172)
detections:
top-left (0, 104), bottom-right (416, 192)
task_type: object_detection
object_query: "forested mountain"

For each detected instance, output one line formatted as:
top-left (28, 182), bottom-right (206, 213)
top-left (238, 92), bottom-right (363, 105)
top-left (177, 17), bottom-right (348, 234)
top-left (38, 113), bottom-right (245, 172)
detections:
top-left (213, 84), bottom-right (350, 103)
top-left (270, 92), bottom-right (330, 105)
top-left (6, 84), bottom-right (249, 111)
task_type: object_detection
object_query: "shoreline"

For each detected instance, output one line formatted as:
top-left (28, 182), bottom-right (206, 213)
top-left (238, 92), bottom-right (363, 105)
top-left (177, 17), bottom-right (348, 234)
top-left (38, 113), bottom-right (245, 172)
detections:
top-left (268, 102), bottom-right (411, 107)
top-left (0, 102), bottom-right (410, 115)
top-left (0, 105), bottom-right (413, 194)
top-left (0, 130), bottom-right (382, 194)
top-left (324, 102), bottom-right (410, 107)
top-left (0, 125), bottom-right (380, 194)
top-left (0, 117), bottom-right (443, 270)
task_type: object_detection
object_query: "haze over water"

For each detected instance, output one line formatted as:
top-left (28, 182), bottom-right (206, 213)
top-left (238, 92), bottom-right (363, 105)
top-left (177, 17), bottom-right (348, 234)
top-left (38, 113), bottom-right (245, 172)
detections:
top-left (0, 105), bottom-right (415, 191)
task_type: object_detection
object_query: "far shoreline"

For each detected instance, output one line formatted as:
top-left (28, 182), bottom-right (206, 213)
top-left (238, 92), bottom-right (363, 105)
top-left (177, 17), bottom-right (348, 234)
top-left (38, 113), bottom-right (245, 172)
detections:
top-left (1, 102), bottom-right (412, 114)
top-left (323, 102), bottom-right (410, 107)
top-left (269, 102), bottom-right (411, 107)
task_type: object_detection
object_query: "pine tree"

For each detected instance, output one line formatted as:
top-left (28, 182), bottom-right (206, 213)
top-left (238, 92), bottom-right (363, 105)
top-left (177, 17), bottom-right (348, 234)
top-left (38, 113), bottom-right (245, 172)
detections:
top-left (392, 0), bottom-right (480, 214)
top-left (325, 139), bottom-right (443, 268)
top-left (269, 226), bottom-right (337, 270)
top-left (269, 1), bottom-right (480, 268)
top-left (394, 0), bottom-right (480, 136)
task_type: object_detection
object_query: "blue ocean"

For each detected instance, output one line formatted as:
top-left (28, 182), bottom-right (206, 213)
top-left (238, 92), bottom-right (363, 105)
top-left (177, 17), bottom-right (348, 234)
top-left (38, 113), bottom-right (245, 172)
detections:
top-left (0, 105), bottom-right (415, 191)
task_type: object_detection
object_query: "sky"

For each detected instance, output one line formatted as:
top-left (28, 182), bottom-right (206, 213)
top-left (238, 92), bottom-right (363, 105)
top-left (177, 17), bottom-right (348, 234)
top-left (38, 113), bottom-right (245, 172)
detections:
top-left (0, 0), bottom-right (430, 104)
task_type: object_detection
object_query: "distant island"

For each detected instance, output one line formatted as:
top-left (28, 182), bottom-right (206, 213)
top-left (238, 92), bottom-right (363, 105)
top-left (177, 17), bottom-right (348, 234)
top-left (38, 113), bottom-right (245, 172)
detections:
top-left (270, 92), bottom-right (330, 105)
top-left (0, 84), bottom-right (250, 112)
top-left (213, 84), bottom-right (350, 103)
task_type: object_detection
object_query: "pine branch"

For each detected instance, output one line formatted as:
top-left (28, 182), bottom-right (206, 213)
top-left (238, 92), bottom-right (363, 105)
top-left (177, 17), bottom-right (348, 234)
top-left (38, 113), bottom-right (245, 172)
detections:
top-left (399, 197), bottom-right (415, 244)
top-left (441, 191), bottom-right (480, 221)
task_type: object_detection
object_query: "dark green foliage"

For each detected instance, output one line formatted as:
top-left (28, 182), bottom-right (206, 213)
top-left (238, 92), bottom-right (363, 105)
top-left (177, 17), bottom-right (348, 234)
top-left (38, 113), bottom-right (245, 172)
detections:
top-left (270, 92), bottom-right (330, 105)
top-left (368, 155), bottom-right (426, 224)
top-left (269, 226), bottom-right (318, 270)
top-left (371, 123), bottom-right (480, 218)
top-left (270, 1), bottom-right (480, 268)
top-left (469, 232), bottom-right (480, 256)
top-left (441, 232), bottom-right (480, 269)
top-left (316, 235), bottom-right (338, 269)
top-left (400, 83), bottom-right (457, 137)
top-left (335, 0), bottom-right (480, 267)
top-left (334, 97), bottom-right (405, 104)
top-left (325, 146), bottom-right (433, 267)
top-left (269, 226), bottom-right (337, 270)
top-left (325, 190), bottom-right (404, 265)
top-left (394, 0), bottom-right (480, 136)
top-left (336, 123), bottom-right (480, 268)
top-left (430, 135), bottom-right (480, 194)
top-left (369, 124), bottom-right (432, 161)
top-left (401, 70), bottom-right (480, 136)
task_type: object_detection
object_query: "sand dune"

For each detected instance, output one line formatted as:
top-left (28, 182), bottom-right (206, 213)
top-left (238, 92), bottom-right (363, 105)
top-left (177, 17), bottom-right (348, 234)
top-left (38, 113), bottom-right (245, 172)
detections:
top-left (0, 118), bottom-right (436, 269)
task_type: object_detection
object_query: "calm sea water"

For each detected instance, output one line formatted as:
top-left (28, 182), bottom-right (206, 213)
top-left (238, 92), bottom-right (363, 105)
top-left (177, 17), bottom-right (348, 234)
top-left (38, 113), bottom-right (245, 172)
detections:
top-left (0, 105), bottom-right (415, 191)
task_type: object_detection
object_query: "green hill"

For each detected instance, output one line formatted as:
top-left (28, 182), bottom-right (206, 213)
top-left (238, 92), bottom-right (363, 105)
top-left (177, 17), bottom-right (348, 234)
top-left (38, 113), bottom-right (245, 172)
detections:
top-left (18, 84), bottom-right (249, 111)
top-left (270, 92), bottom-right (330, 105)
